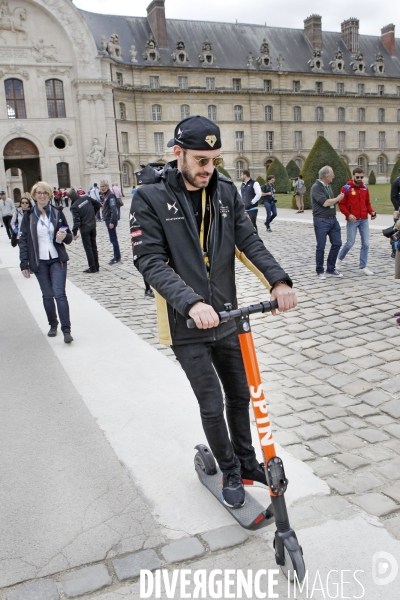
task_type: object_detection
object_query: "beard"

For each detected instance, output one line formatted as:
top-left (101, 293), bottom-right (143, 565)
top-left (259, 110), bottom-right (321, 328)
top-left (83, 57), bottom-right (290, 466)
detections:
top-left (181, 154), bottom-right (211, 189)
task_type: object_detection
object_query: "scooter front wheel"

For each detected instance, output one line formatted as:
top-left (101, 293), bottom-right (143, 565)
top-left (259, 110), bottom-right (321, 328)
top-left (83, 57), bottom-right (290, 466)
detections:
top-left (194, 444), bottom-right (217, 475)
top-left (280, 544), bottom-right (306, 583)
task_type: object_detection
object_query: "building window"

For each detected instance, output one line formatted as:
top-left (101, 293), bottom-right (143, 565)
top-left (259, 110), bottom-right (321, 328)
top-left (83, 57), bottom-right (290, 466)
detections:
top-left (317, 131), bottom-right (324, 138)
top-left (151, 104), bottom-right (162, 121)
top-left (398, 109), bottom-right (400, 122)
top-left (206, 77), bottom-right (215, 91)
top-left (180, 104), bottom-right (190, 120)
top-left (233, 78), bottom-right (241, 91)
top-left (294, 131), bottom-right (302, 151)
top-left (178, 76), bottom-right (188, 90)
top-left (265, 106), bottom-right (273, 121)
top-left (293, 81), bottom-right (300, 92)
top-left (359, 131), bottom-right (366, 149)
top-left (316, 82), bottom-right (323, 94)
top-left (295, 158), bottom-right (302, 169)
top-left (264, 80), bottom-right (271, 92)
top-left (379, 131), bottom-right (385, 150)
top-left (316, 107), bottom-right (324, 122)
top-left (378, 108), bottom-right (385, 123)
top-left (358, 157), bottom-right (366, 171)
top-left (116, 72), bottom-right (123, 85)
top-left (338, 131), bottom-right (345, 151)
top-left (149, 76), bottom-right (160, 89)
top-left (236, 160), bottom-right (245, 180)
top-left (338, 107), bottom-right (345, 122)
top-left (5, 78), bottom-right (26, 119)
top-left (45, 79), bottom-right (66, 119)
top-left (233, 105), bottom-right (243, 121)
top-left (378, 85), bottom-right (384, 96)
top-left (358, 84), bottom-right (365, 95)
top-left (377, 156), bottom-right (385, 174)
top-left (358, 108), bottom-right (365, 122)
top-left (293, 106), bottom-right (301, 122)
top-left (154, 132), bottom-right (164, 153)
top-left (122, 163), bottom-right (130, 187)
top-left (121, 132), bottom-right (129, 154)
top-left (235, 131), bottom-right (244, 151)
top-left (397, 86), bottom-right (400, 97)
top-left (337, 83), bottom-right (344, 94)
top-left (119, 102), bottom-right (126, 120)
top-left (265, 131), bottom-right (274, 150)
top-left (208, 104), bottom-right (217, 121)
top-left (56, 162), bottom-right (70, 188)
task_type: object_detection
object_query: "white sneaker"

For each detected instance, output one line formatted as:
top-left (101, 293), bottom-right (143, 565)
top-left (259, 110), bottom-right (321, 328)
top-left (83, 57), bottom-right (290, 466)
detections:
top-left (360, 266), bottom-right (374, 275)
top-left (317, 272), bottom-right (326, 280)
top-left (326, 269), bottom-right (343, 278)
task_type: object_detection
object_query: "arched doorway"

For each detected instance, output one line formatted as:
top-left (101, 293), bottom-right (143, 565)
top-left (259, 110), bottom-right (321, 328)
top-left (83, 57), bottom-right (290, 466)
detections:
top-left (4, 138), bottom-right (41, 192)
top-left (13, 188), bottom-right (21, 203)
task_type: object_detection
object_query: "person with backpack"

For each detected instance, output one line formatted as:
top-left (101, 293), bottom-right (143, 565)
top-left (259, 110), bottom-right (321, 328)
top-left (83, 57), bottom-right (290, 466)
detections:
top-left (336, 167), bottom-right (376, 275)
top-left (293, 175), bottom-right (306, 213)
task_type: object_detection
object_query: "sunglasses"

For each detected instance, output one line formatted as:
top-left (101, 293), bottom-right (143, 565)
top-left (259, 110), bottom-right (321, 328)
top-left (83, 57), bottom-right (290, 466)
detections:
top-left (182, 148), bottom-right (223, 168)
top-left (20, 200), bottom-right (29, 204)
top-left (354, 176), bottom-right (363, 180)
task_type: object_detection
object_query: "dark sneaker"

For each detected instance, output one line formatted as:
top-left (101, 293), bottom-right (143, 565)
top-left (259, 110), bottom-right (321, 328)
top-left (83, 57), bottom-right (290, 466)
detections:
top-left (63, 332), bottom-right (74, 344)
top-left (391, 249), bottom-right (396, 258)
top-left (83, 268), bottom-right (96, 273)
top-left (241, 463), bottom-right (268, 488)
top-left (144, 289), bottom-right (155, 298)
top-left (48, 325), bottom-right (58, 337)
top-left (108, 258), bottom-right (121, 265)
top-left (221, 470), bottom-right (245, 508)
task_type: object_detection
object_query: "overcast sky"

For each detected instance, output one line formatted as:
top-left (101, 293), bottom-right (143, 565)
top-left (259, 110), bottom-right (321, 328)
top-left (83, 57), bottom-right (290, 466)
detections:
top-left (74, 0), bottom-right (396, 37)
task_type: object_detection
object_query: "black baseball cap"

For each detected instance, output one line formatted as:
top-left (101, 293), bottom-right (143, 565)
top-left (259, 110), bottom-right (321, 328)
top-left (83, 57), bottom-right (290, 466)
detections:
top-left (167, 116), bottom-right (221, 150)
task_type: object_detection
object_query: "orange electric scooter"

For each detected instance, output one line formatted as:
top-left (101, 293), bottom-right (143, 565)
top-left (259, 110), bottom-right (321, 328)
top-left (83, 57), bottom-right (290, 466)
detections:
top-left (187, 300), bottom-right (306, 583)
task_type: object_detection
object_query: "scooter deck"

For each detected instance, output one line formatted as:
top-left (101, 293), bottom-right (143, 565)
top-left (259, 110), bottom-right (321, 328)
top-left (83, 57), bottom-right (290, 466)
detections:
top-left (195, 464), bottom-right (274, 530)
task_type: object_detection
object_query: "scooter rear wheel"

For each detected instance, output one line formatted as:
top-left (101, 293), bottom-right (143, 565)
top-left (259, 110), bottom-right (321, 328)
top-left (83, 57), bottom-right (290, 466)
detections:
top-left (280, 545), bottom-right (306, 583)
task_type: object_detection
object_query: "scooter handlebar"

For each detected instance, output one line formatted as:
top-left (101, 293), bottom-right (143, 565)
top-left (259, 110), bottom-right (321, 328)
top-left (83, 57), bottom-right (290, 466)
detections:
top-left (186, 300), bottom-right (279, 329)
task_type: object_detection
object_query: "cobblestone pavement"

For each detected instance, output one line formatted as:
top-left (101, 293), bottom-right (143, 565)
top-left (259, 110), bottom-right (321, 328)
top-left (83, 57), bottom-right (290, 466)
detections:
top-left (65, 205), bottom-right (400, 542)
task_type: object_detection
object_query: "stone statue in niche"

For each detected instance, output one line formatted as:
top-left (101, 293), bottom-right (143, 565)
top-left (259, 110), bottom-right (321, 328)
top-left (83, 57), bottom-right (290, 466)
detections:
top-left (308, 50), bottom-right (323, 72)
top-left (101, 36), bottom-right (107, 52)
top-left (130, 45), bottom-right (138, 63)
top-left (330, 47), bottom-right (345, 73)
top-left (171, 40), bottom-right (189, 64)
top-left (31, 38), bottom-right (58, 62)
top-left (143, 36), bottom-right (160, 62)
top-left (199, 36), bottom-right (215, 66)
top-left (0, 1), bottom-right (27, 43)
top-left (107, 33), bottom-right (121, 58)
top-left (246, 52), bottom-right (254, 67)
top-left (86, 137), bottom-right (108, 169)
top-left (257, 38), bottom-right (271, 67)
top-left (277, 53), bottom-right (285, 70)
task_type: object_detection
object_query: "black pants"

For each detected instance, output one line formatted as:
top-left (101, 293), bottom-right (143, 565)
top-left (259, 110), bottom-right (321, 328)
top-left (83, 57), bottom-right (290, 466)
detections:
top-left (246, 209), bottom-right (258, 232)
top-left (2, 215), bottom-right (12, 239)
top-left (81, 227), bottom-right (99, 271)
top-left (172, 331), bottom-right (257, 474)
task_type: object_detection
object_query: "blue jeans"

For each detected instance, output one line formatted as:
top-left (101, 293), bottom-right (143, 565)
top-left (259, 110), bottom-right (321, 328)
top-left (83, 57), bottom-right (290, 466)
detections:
top-left (264, 201), bottom-right (277, 228)
top-left (313, 217), bottom-right (342, 274)
top-left (105, 220), bottom-right (120, 260)
top-left (338, 219), bottom-right (369, 268)
top-left (172, 331), bottom-right (257, 474)
top-left (35, 258), bottom-right (71, 333)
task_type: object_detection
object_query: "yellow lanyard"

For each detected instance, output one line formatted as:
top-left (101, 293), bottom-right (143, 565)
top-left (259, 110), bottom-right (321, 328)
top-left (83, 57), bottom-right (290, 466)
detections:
top-left (199, 189), bottom-right (210, 271)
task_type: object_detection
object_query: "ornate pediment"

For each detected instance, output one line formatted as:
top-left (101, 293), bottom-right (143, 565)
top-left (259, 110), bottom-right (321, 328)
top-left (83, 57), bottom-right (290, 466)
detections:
top-left (171, 40), bottom-right (189, 64)
top-left (142, 36), bottom-right (160, 62)
top-left (199, 37), bottom-right (215, 66)
top-left (308, 50), bottom-right (324, 72)
top-left (257, 38), bottom-right (271, 68)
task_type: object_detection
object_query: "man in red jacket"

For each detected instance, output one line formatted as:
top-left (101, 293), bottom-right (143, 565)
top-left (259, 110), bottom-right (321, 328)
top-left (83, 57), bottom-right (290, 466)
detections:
top-left (337, 167), bottom-right (376, 275)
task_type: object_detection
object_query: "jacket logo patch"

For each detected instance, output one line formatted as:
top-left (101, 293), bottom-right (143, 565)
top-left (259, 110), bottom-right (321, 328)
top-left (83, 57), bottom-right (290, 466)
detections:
top-left (130, 212), bottom-right (137, 223)
top-left (131, 230), bottom-right (142, 238)
top-left (220, 206), bottom-right (229, 218)
top-left (167, 202), bottom-right (178, 214)
top-left (205, 135), bottom-right (217, 147)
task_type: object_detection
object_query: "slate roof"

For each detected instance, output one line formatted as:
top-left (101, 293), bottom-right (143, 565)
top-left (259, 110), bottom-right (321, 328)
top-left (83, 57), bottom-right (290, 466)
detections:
top-left (80, 10), bottom-right (400, 78)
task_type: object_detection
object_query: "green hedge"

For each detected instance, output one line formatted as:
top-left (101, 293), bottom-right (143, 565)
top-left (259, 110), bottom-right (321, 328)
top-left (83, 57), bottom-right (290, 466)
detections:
top-left (266, 158), bottom-right (291, 193)
top-left (390, 159), bottom-right (400, 184)
top-left (368, 170), bottom-right (376, 185)
top-left (256, 175), bottom-right (266, 186)
top-left (286, 160), bottom-right (300, 179)
top-left (217, 165), bottom-right (232, 179)
top-left (301, 137), bottom-right (351, 209)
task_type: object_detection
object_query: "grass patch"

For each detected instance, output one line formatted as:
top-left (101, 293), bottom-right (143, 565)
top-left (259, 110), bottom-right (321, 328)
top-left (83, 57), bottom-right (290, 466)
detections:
top-left (269, 185), bottom-right (394, 215)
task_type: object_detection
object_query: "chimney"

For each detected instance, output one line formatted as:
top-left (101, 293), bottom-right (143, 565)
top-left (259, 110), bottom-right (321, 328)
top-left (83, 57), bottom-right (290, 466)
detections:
top-left (341, 18), bottom-right (359, 53)
top-left (146, 0), bottom-right (167, 48)
top-left (304, 15), bottom-right (322, 50)
top-left (381, 24), bottom-right (395, 55)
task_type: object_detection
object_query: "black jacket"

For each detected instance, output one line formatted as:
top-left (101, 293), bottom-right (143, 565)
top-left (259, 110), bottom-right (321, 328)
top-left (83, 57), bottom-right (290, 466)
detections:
top-left (70, 194), bottom-right (97, 234)
top-left (102, 189), bottom-right (118, 224)
top-left (391, 177), bottom-right (400, 210)
top-left (19, 205), bottom-right (72, 272)
top-left (131, 161), bottom-right (292, 345)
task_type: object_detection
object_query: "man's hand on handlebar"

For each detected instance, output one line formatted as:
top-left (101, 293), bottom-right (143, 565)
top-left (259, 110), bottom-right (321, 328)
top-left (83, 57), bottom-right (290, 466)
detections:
top-left (188, 301), bottom-right (219, 329)
top-left (270, 283), bottom-right (297, 315)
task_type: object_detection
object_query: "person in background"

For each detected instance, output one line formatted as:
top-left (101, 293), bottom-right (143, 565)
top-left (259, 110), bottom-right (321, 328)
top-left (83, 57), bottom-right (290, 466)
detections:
top-left (0, 190), bottom-right (15, 238)
top-left (77, 187), bottom-right (85, 196)
top-left (261, 175), bottom-right (277, 232)
top-left (99, 180), bottom-right (121, 264)
top-left (112, 181), bottom-right (123, 220)
top-left (63, 188), bottom-right (69, 208)
top-left (131, 185), bottom-right (137, 199)
top-left (88, 182), bottom-right (102, 221)
top-left (19, 181), bottom-right (74, 343)
top-left (239, 170), bottom-right (261, 231)
top-left (11, 194), bottom-right (33, 246)
top-left (69, 188), bottom-right (99, 273)
top-left (293, 175), bottom-right (306, 213)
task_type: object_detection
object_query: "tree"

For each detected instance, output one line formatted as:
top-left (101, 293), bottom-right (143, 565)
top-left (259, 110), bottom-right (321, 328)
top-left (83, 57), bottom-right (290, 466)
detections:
top-left (390, 159), bottom-right (400, 184)
top-left (217, 165), bottom-right (232, 179)
top-left (256, 175), bottom-right (266, 186)
top-left (368, 170), bottom-right (376, 185)
top-left (301, 136), bottom-right (352, 209)
top-left (286, 160), bottom-right (300, 179)
top-left (266, 158), bottom-right (291, 193)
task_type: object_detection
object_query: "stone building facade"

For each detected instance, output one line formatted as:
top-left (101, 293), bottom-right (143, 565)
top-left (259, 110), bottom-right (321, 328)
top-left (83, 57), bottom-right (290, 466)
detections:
top-left (1, 0), bottom-right (399, 199)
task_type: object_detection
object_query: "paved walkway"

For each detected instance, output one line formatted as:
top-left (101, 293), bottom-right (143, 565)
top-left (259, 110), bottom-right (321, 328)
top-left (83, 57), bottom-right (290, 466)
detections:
top-left (1, 204), bottom-right (400, 599)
